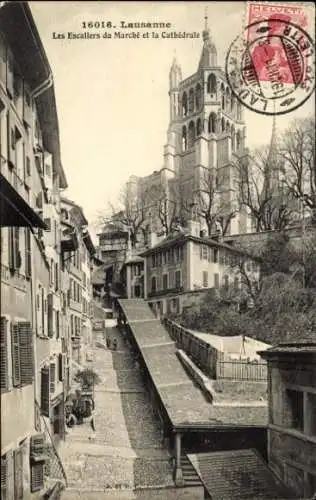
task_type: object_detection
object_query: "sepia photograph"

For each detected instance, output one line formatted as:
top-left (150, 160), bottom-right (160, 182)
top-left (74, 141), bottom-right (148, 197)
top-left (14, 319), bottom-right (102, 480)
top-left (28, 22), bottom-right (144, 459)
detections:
top-left (0, 1), bottom-right (315, 499)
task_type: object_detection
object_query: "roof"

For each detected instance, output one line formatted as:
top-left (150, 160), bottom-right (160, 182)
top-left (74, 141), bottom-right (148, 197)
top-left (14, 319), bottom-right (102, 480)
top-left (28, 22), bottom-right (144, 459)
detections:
top-left (123, 255), bottom-right (144, 265)
top-left (61, 197), bottom-right (88, 226)
top-left (259, 341), bottom-right (316, 357)
top-left (91, 267), bottom-right (105, 286)
top-left (188, 329), bottom-right (270, 359)
top-left (188, 449), bottom-right (293, 499)
top-left (139, 231), bottom-right (259, 261)
top-left (82, 230), bottom-right (96, 256)
top-left (118, 299), bottom-right (267, 429)
top-left (1, 2), bottom-right (67, 188)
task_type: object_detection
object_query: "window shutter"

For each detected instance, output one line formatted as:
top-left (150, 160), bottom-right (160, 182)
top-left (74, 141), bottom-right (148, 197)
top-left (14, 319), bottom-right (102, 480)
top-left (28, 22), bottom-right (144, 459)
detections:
top-left (0, 317), bottom-right (8, 391)
top-left (13, 227), bottom-right (20, 270)
top-left (58, 353), bottom-right (65, 382)
top-left (13, 448), bottom-right (23, 500)
top-left (40, 367), bottom-right (50, 417)
top-left (11, 322), bottom-right (21, 387)
top-left (18, 321), bottom-right (33, 386)
top-left (30, 462), bottom-right (44, 492)
top-left (8, 227), bottom-right (14, 272)
top-left (25, 228), bottom-right (31, 279)
top-left (47, 293), bottom-right (53, 337)
top-left (49, 363), bottom-right (55, 393)
top-left (1, 454), bottom-right (7, 499)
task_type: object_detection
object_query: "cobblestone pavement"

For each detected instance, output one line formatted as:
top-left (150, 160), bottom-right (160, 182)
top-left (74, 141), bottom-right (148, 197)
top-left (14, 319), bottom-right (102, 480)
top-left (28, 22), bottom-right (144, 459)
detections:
top-left (60, 324), bottom-right (175, 498)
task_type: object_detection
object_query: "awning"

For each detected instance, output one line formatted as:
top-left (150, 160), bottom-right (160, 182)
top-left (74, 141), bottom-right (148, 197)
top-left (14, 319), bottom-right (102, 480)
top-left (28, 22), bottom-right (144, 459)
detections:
top-left (0, 173), bottom-right (48, 229)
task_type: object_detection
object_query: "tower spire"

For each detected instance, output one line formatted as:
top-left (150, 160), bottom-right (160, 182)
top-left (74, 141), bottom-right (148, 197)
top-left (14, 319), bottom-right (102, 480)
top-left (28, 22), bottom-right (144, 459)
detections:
top-left (202, 6), bottom-right (210, 41)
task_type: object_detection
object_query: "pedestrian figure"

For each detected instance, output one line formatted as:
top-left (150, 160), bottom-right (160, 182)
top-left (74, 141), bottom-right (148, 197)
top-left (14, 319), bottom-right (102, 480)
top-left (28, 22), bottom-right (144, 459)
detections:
top-left (112, 338), bottom-right (117, 351)
top-left (106, 337), bottom-right (110, 349)
top-left (90, 415), bottom-right (96, 432)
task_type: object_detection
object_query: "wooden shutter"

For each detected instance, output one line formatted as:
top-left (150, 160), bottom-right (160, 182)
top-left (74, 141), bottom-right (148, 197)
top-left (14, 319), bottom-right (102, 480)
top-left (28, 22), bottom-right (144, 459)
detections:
top-left (49, 363), bottom-right (55, 393)
top-left (18, 321), bottom-right (33, 386)
top-left (47, 293), bottom-right (53, 337)
top-left (11, 322), bottom-right (21, 387)
top-left (30, 433), bottom-right (45, 458)
top-left (40, 367), bottom-right (50, 417)
top-left (1, 454), bottom-right (7, 499)
top-left (30, 462), bottom-right (44, 492)
top-left (13, 227), bottom-right (21, 270)
top-left (58, 353), bottom-right (63, 382)
top-left (13, 448), bottom-right (23, 500)
top-left (0, 317), bottom-right (8, 391)
top-left (25, 228), bottom-right (31, 279)
top-left (8, 227), bottom-right (14, 272)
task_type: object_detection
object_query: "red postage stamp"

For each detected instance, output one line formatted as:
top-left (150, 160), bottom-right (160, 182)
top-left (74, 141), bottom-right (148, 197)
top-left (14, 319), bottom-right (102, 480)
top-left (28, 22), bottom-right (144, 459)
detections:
top-left (225, 2), bottom-right (315, 115)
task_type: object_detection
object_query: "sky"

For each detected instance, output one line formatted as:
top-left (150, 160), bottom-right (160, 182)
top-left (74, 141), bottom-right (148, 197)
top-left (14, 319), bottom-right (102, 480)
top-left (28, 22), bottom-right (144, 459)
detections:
top-left (29, 1), bottom-right (315, 242)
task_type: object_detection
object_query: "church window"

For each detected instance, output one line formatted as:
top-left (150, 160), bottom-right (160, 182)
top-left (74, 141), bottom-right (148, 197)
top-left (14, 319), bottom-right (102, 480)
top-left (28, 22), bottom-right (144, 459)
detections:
top-left (236, 130), bottom-right (241, 149)
top-left (188, 121), bottom-right (195, 148)
top-left (221, 117), bottom-right (225, 132)
top-left (196, 118), bottom-right (202, 136)
top-left (195, 83), bottom-right (202, 109)
top-left (188, 88), bottom-right (194, 113)
top-left (226, 121), bottom-right (230, 133)
top-left (221, 83), bottom-right (225, 109)
top-left (237, 101), bottom-right (242, 120)
top-left (231, 126), bottom-right (236, 151)
top-left (182, 92), bottom-right (188, 117)
top-left (208, 113), bottom-right (216, 133)
top-left (207, 74), bottom-right (216, 94)
top-left (182, 126), bottom-right (187, 151)
top-left (226, 87), bottom-right (230, 109)
top-left (231, 95), bottom-right (236, 113)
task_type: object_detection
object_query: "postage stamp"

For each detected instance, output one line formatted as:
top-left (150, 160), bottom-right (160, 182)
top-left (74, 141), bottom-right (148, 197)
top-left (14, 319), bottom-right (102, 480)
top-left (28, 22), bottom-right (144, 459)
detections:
top-left (225, 2), bottom-right (315, 115)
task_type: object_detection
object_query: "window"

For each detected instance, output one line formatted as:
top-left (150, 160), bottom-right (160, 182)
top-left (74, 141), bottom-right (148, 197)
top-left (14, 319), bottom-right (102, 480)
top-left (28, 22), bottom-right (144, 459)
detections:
top-left (11, 321), bottom-right (34, 388)
top-left (47, 294), bottom-right (53, 337)
top-left (286, 389), bottom-right (304, 431)
top-left (30, 434), bottom-right (47, 492)
top-left (55, 311), bottom-right (59, 339)
top-left (214, 273), bottom-right (219, 288)
top-left (175, 270), bottom-right (181, 288)
top-left (307, 393), bottom-right (316, 436)
top-left (151, 276), bottom-right (157, 293)
top-left (213, 248), bottom-right (219, 263)
top-left (8, 227), bottom-right (21, 273)
top-left (207, 74), bottom-right (216, 94)
top-left (55, 262), bottom-right (58, 291)
top-left (203, 271), bottom-right (208, 287)
top-left (162, 274), bottom-right (168, 290)
top-left (201, 245), bottom-right (208, 260)
top-left (152, 255), bottom-right (156, 268)
top-left (44, 218), bottom-right (51, 231)
top-left (1, 317), bottom-right (9, 391)
top-left (45, 163), bottom-right (51, 177)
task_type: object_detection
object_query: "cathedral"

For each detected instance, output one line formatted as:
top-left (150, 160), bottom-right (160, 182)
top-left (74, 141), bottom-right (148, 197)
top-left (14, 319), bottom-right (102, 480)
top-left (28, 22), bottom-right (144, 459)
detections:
top-left (126, 15), bottom-right (254, 238)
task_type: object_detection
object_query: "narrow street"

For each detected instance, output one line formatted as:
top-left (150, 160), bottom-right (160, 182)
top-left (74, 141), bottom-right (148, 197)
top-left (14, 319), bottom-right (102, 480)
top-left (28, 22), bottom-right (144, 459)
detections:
top-left (59, 324), bottom-right (175, 499)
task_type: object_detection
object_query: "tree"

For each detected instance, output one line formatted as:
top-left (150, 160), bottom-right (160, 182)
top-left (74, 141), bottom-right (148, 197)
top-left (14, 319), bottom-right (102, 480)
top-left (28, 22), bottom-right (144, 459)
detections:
top-left (236, 146), bottom-right (294, 232)
top-left (279, 116), bottom-right (315, 222)
top-left (146, 181), bottom-right (183, 236)
top-left (99, 182), bottom-right (151, 248)
top-left (74, 368), bottom-right (101, 389)
top-left (183, 167), bottom-right (239, 236)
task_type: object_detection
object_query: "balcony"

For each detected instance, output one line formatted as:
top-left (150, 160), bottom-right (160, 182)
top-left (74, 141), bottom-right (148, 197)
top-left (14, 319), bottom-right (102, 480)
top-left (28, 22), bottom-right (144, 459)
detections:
top-left (61, 228), bottom-right (78, 253)
top-left (0, 160), bottom-right (47, 229)
top-left (148, 286), bottom-right (184, 298)
top-left (69, 299), bottom-right (82, 313)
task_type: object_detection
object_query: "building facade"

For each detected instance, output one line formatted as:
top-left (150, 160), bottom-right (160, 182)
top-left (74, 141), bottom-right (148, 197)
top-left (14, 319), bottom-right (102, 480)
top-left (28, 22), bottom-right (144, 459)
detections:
top-left (1, 2), bottom-right (68, 497)
top-left (259, 342), bottom-right (316, 499)
top-left (139, 221), bottom-right (260, 316)
top-left (60, 198), bottom-right (95, 370)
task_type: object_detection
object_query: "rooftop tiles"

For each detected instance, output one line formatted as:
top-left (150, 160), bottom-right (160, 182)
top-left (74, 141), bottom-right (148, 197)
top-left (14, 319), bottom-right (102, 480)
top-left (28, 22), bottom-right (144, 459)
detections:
top-left (187, 449), bottom-right (293, 499)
